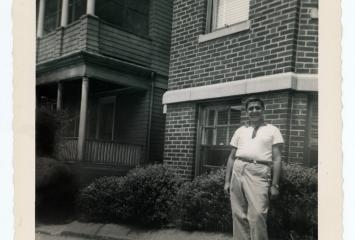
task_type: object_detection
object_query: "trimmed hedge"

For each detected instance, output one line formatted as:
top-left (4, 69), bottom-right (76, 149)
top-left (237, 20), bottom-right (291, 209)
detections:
top-left (174, 168), bottom-right (232, 232)
top-left (77, 164), bottom-right (182, 227)
top-left (77, 163), bottom-right (317, 239)
top-left (175, 163), bottom-right (317, 239)
top-left (268, 164), bottom-right (317, 239)
top-left (36, 157), bottom-right (79, 222)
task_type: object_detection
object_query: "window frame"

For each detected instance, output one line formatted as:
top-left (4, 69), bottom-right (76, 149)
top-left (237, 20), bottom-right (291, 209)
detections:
top-left (195, 101), bottom-right (242, 176)
top-left (95, 96), bottom-right (117, 141)
top-left (43, 0), bottom-right (62, 35)
top-left (201, 105), bottom-right (242, 146)
top-left (68, 0), bottom-right (87, 24)
top-left (95, 0), bottom-right (151, 37)
top-left (199, 0), bottom-right (250, 43)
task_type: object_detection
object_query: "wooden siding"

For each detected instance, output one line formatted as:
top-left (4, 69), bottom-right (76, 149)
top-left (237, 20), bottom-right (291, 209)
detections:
top-left (116, 91), bottom-right (150, 147)
top-left (37, 31), bottom-right (57, 63)
top-left (85, 90), bottom-right (150, 148)
top-left (37, 1), bottom-right (173, 77)
top-left (99, 23), bottom-right (152, 67)
top-left (62, 22), bottom-right (81, 55)
top-left (149, 0), bottom-right (173, 76)
top-left (149, 86), bottom-right (166, 162)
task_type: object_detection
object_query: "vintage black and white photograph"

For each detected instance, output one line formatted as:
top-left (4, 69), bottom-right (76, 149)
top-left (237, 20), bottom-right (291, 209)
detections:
top-left (34, 0), bottom-right (319, 240)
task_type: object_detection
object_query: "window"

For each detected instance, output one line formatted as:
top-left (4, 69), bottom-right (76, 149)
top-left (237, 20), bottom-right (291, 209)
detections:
top-left (68, 0), bottom-right (87, 24)
top-left (96, 96), bottom-right (116, 141)
top-left (199, 0), bottom-right (250, 42)
top-left (95, 0), bottom-right (150, 36)
top-left (197, 103), bottom-right (242, 174)
top-left (43, 0), bottom-right (62, 35)
top-left (207, 0), bottom-right (249, 32)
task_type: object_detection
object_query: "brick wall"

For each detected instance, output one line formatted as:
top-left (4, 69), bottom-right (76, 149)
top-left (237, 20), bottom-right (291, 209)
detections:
top-left (288, 92), bottom-right (309, 163)
top-left (295, 0), bottom-right (318, 73)
top-left (163, 91), bottom-right (315, 179)
top-left (168, 0), bottom-right (318, 91)
top-left (163, 103), bottom-right (197, 180)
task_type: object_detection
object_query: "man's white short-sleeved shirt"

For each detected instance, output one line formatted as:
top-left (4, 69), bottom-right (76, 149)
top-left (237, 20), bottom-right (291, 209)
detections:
top-left (230, 124), bottom-right (284, 162)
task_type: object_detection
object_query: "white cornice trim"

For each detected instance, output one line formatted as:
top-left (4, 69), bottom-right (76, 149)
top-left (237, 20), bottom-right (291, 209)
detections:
top-left (162, 72), bottom-right (318, 104)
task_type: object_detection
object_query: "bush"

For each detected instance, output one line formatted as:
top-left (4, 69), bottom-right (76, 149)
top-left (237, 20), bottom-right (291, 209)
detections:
top-left (36, 109), bottom-right (60, 156)
top-left (77, 162), bottom-right (317, 238)
top-left (268, 163), bottom-right (317, 239)
top-left (174, 168), bottom-right (232, 232)
top-left (36, 108), bottom-right (72, 158)
top-left (36, 157), bottom-right (79, 222)
top-left (175, 163), bottom-right (317, 239)
top-left (77, 176), bottom-right (126, 222)
top-left (77, 164), bottom-right (182, 227)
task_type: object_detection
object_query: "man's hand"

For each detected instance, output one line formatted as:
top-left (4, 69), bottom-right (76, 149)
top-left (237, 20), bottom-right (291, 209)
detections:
top-left (224, 148), bottom-right (236, 196)
top-left (270, 186), bottom-right (279, 200)
top-left (224, 182), bottom-right (230, 195)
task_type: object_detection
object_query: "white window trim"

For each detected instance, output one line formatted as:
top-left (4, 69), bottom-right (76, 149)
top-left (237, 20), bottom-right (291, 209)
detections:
top-left (198, 20), bottom-right (250, 43)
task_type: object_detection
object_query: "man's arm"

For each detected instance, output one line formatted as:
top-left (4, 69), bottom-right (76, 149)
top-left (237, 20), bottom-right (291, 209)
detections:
top-left (270, 143), bottom-right (282, 199)
top-left (224, 147), bottom-right (237, 194)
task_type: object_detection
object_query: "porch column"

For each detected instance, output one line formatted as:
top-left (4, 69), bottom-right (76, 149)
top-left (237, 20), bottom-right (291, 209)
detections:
top-left (37, 0), bottom-right (46, 37)
top-left (77, 77), bottom-right (89, 161)
top-left (56, 82), bottom-right (63, 111)
top-left (60, 0), bottom-right (69, 27)
top-left (86, 0), bottom-right (96, 15)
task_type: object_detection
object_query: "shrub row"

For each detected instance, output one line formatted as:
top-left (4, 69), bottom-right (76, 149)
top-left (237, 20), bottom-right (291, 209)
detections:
top-left (268, 164), bottom-right (317, 239)
top-left (77, 164), bottom-right (182, 227)
top-left (77, 163), bottom-right (317, 239)
top-left (174, 168), bottom-right (232, 232)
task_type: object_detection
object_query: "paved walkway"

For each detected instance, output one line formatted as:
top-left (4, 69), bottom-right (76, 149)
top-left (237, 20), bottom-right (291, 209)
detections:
top-left (36, 221), bottom-right (234, 240)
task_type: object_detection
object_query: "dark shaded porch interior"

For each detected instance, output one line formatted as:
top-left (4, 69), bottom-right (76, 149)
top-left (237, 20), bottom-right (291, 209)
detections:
top-left (37, 78), bottom-right (152, 168)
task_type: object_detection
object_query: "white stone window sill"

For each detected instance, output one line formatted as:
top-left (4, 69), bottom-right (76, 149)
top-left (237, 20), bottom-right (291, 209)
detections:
top-left (198, 20), bottom-right (250, 43)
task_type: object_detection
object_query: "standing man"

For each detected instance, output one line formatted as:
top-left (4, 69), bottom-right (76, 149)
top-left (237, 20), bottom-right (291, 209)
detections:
top-left (224, 97), bottom-right (284, 240)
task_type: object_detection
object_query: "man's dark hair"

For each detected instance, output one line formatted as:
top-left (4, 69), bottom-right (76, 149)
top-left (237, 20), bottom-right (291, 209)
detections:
top-left (244, 96), bottom-right (265, 110)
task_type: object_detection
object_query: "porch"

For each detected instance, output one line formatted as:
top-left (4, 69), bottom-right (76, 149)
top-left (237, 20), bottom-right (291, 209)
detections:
top-left (55, 137), bottom-right (143, 167)
top-left (37, 75), bottom-right (153, 169)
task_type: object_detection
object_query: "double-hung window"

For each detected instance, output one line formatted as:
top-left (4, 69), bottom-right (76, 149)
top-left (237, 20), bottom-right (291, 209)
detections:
top-left (196, 103), bottom-right (243, 174)
top-left (68, 0), bottom-right (87, 24)
top-left (200, 0), bottom-right (250, 42)
top-left (43, 0), bottom-right (62, 35)
top-left (95, 0), bottom-right (150, 36)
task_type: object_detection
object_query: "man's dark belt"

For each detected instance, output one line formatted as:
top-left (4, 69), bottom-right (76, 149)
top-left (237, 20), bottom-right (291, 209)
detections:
top-left (236, 157), bottom-right (272, 167)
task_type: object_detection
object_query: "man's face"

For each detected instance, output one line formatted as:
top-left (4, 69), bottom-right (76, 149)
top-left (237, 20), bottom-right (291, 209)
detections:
top-left (246, 101), bottom-right (264, 122)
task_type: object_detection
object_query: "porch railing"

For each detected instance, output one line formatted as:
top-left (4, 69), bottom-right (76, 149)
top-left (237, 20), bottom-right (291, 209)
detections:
top-left (56, 138), bottom-right (143, 167)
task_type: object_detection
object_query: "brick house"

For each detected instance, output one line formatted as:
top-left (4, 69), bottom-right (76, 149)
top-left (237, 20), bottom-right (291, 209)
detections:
top-left (162, 0), bottom-right (318, 180)
top-left (36, 0), bottom-right (173, 179)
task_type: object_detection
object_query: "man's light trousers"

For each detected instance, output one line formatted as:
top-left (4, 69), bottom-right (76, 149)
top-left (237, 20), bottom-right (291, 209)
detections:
top-left (230, 160), bottom-right (271, 240)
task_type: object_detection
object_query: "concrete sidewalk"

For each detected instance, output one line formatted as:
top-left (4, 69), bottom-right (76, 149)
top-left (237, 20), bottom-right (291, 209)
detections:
top-left (36, 221), bottom-right (234, 240)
